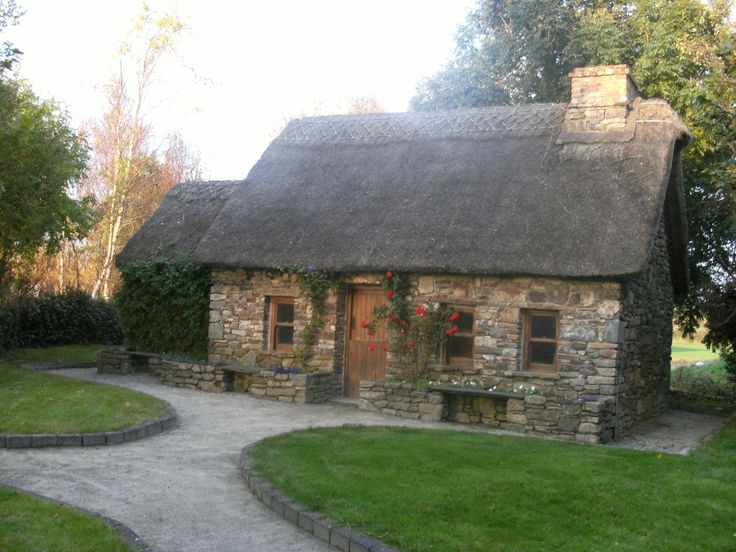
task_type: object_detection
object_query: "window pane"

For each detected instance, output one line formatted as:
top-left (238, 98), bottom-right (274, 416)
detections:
top-left (276, 326), bottom-right (294, 345)
top-left (449, 336), bottom-right (474, 359)
top-left (530, 342), bottom-right (556, 365)
top-left (455, 311), bottom-right (474, 333)
top-left (531, 314), bottom-right (556, 339)
top-left (276, 303), bottom-right (294, 323)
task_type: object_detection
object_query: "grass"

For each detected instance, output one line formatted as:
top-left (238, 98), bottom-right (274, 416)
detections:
top-left (252, 424), bottom-right (736, 552)
top-left (671, 339), bottom-right (720, 363)
top-left (0, 487), bottom-right (133, 551)
top-left (0, 345), bottom-right (169, 434)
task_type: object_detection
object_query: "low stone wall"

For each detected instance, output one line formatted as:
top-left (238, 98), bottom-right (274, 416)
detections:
top-left (358, 381), bottom-right (445, 421)
top-left (97, 349), bottom-right (162, 376)
top-left (159, 360), bottom-right (226, 392)
top-left (234, 369), bottom-right (341, 404)
top-left (359, 380), bottom-right (616, 443)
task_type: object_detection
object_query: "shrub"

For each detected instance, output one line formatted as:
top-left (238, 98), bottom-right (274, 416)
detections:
top-left (0, 290), bottom-right (122, 352)
top-left (115, 254), bottom-right (211, 360)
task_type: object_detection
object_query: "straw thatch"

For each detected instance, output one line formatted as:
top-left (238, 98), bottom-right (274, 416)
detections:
top-left (190, 101), bottom-right (689, 291)
top-left (117, 180), bottom-right (240, 264)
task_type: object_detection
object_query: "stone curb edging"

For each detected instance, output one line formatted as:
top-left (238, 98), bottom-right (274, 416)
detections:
top-left (240, 439), bottom-right (399, 552)
top-left (0, 407), bottom-right (178, 449)
top-left (21, 361), bottom-right (98, 370)
top-left (1, 484), bottom-right (153, 552)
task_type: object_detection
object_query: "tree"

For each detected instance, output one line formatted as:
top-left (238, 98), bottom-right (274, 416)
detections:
top-left (0, 0), bottom-right (21, 74)
top-left (0, 74), bottom-right (91, 295)
top-left (86, 5), bottom-right (199, 299)
top-left (411, 0), bottom-right (736, 372)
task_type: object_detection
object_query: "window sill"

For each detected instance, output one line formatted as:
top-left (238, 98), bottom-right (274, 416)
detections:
top-left (502, 370), bottom-right (560, 380)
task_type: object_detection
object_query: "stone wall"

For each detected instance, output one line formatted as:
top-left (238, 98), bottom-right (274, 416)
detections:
top-left (359, 381), bottom-right (445, 421)
top-left (233, 369), bottom-right (341, 404)
top-left (618, 215), bottom-right (673, 433)
top-left (359, 380), bottom-right (616, 443)
top-left (407, 274), bottom-right (623, 406)
top-left (159, 360), bottom-right (226, 392)
top-left (98, 349), bottom-right (162, 376)
top-left (208, 270), bottom-right (345, 374)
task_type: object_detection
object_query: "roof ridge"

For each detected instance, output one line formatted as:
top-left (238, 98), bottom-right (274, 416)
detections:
top-left (278, 104), bottom-right (567, 143)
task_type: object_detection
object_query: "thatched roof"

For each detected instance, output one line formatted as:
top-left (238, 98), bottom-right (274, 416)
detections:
top-left (191, 101), bottom-right (689, 291)
top-left (117, 180), bottom-right (240, 264)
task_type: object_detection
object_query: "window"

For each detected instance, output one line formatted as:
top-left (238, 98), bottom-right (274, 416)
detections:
top-left (270, 298), bottom-right (295, 351)
top-left (524, 310), bottom-right (559, 372)
top-left (444, 306), bottom-right (474, 365)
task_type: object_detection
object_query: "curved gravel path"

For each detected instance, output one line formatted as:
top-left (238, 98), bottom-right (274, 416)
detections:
top-left (0, 369), bottom-right (456, 552)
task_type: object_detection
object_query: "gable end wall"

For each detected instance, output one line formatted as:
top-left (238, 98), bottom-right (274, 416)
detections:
top-left (617, 214), bottom-right (674, 433)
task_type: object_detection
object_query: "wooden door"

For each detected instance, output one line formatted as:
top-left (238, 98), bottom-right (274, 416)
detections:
top-left (345, 286), bottom-right (387, 398)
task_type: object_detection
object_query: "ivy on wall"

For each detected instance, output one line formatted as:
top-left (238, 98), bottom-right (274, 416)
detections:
top-left (115, 254), bottom-right (211, 360)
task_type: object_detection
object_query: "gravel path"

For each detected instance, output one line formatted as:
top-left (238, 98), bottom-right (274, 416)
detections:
top-left (0, 369), bottom-right (728, 551)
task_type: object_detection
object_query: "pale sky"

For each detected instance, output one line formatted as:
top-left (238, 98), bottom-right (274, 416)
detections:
top-left (6, 1), bottom-right (477, 180)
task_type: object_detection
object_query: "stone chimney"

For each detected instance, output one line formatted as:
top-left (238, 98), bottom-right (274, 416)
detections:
top-left (564, 65), bottom-right (639, 136)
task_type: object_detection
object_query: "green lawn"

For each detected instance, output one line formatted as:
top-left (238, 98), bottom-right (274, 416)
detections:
top-left (0, 345), bottom-right (169, 434)
top-left (671, 339), bottom-right (720, 363)
top-left (252, 424), bottom-right (736, 552)
top-left (0, 487), bottom-right (133, 552)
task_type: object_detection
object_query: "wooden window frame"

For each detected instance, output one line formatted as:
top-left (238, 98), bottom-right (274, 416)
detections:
top-left (523, 310), bottom-right (560, 373)
top-left (443, 305), bottom-right (475, 366)
top-left (270, 297), bottom-right (295, 352)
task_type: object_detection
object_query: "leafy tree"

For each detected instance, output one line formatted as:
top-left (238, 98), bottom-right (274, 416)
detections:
top-left (0, 0), bottom-right (22, 74)
top-left (412, 0), bottom-right (736, 372)
top-left (0, 79), bottom-right (92, 295)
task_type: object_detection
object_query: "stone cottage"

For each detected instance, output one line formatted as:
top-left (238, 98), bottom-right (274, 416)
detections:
top-left (119, 65), bottom-right (690, 443)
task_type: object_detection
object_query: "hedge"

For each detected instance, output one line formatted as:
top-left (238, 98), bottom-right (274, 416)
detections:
top-left (115, 254), bottom-right (211, 360)
top-left (0, 290), bottom-right (122, 352)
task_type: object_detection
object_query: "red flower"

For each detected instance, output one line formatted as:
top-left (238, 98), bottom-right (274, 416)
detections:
top-left (386, 290), bottom-right (394, 298)
top-left (359, 321), bottom-right (369, 328)
top-left (368, 344), bottom-right (376, 352)
top-left (400, 329), bottom-right (405, 334)
top-left (386, 271), bottom-right (393, 278)
top-left (416, 305), bottom-right (428, 316)
top-left (408, 340), bottom-right (415, 349)
top-left (390, 314), bottom-right (398, 322)
top-left (401, 320), bottom-right (408, 326)
top-left (368, 330), bottom-right (375, 336)
top-left (445, 326), bottom-right (460, 335)
top-left (449, 312), bottom-right (460, 321)
top-left (382, 345), bottom-right (389, 352)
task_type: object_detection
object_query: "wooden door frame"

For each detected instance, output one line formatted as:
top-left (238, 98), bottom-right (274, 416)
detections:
top-left (344, 284), bottom-right (385, 397)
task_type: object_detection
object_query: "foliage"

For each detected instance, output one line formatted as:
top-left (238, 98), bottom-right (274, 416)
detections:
top-left (252, 423), bottom-right (736, 551)
top-left (0, 290), bottom-right (121, 352)
top-left (274, 265), bottom-right (338, 368)
top-left (366, 272), bottom-right (456, 381)
top-left (670, 358), bottom-right (736, 404)
top-left (412, 0), bottom-right (736, 360)
top-left (0, 78), bottom-right (93, 294)
top-left (0, 0), bottom-right (22, 74)
top-left (0, 487), bottom-right (133, 552)
top-left (115, 254), bottom-right (210, 360)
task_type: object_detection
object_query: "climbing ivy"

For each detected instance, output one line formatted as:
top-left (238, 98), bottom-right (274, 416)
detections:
top-left (115, 254), bottom-right (211, 360)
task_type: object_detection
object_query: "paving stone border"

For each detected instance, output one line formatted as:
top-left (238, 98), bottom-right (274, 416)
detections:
top-left (0, 406), bottom-right (177, 449)
top-left (1, 484), bottom-right (153, 552)
top-left (240, 434), bottom-right (399, 552)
